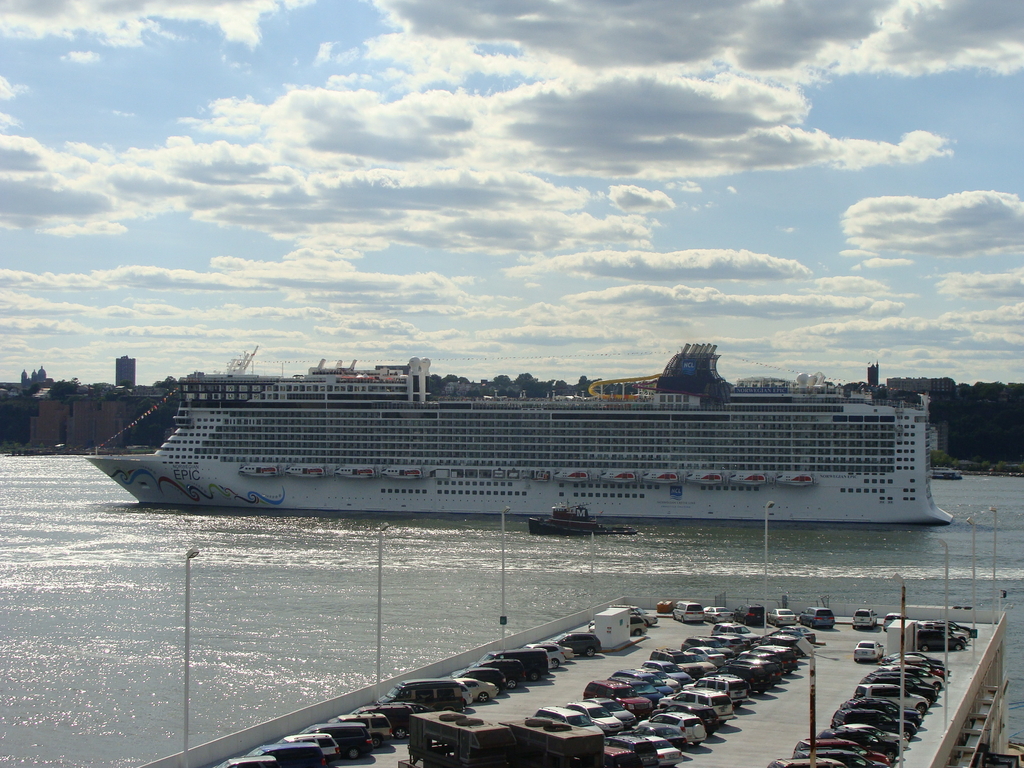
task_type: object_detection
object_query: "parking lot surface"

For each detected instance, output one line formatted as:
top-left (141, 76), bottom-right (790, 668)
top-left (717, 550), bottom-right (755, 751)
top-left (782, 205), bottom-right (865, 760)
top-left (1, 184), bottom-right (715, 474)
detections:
top-left (338, 616), bottom-right (993, 768)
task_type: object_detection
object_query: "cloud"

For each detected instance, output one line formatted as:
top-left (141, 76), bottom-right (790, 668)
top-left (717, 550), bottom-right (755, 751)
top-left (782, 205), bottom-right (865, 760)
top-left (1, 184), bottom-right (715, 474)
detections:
top-left (314, 42), bottom-right (360, 66)
top-left (61, 51), bottom-right (101, 64)
top-left (562, 283), bottom-right (904, 318)
top-left (842, 190), bottom-right (1024, 257)
top-left (608, 185), bottom-right (675, 213)
top-left (936, 267), bottom-right (1024, 300)
top-left (812, 276), bottom-right (903, 296)
top-left (506, 249), bottom-right (812, 282)
top-left (860, 257), bottom-right (915, 268)
top-left (0, 0), bottom-right (315, 47)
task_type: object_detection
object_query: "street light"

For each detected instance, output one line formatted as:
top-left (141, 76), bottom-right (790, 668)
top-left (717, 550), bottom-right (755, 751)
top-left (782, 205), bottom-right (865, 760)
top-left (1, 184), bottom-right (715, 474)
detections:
top-left (937, 539), bottom-right (949, 727)
top-left (967, 516), bottom-right (977, 649)
top-left (990, 506), bottom-right (998, 623)
top-left (763, 500), bottom-right (775, 635)
top-left (376, 523), bottom-right (389, 700)
top-left (500, 507), bottom-right (509, 650)
top-left (892, 573), bottom-right (906, 768)
top-left (183, 547), bottom-right (200, 768)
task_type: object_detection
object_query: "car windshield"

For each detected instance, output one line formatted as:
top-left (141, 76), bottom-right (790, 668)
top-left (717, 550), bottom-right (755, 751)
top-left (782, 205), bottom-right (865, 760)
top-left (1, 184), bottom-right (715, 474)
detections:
top-left (587, 705), bottom-right (611, 717)
top-left (565, 714), bottom-right (592, 726)
top-left (600, 699), bottom-right (626, 712)
top-left (660, 664), bottom-right (681, 672)
top-left (630, 683), bottom-right (658, 694)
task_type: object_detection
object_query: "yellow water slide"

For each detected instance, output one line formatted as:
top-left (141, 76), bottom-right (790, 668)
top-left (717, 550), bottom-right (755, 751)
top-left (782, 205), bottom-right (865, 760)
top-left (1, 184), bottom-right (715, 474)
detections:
top-left (588, 374), bottom-right (660, 399)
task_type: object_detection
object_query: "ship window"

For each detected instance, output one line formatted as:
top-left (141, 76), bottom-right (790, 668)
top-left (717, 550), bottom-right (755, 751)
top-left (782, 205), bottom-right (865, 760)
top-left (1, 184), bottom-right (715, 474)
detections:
top-left (639, 494), bottom-right (644, 498)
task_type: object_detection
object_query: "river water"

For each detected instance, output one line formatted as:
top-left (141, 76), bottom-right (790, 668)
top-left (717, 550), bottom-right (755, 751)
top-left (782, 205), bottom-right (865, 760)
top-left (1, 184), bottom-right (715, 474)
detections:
top-left (0, 455), bottom-right (1020, 767)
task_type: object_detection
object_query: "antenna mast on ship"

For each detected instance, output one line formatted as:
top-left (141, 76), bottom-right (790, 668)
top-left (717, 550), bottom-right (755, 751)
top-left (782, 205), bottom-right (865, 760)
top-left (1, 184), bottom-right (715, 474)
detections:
top-left (226, 346), bottom-right (259, 375)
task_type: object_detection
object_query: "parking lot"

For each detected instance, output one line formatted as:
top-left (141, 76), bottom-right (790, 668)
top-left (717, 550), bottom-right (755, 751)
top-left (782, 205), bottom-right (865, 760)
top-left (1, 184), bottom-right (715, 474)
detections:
top-left (353, 614), bottom-right (993, 768)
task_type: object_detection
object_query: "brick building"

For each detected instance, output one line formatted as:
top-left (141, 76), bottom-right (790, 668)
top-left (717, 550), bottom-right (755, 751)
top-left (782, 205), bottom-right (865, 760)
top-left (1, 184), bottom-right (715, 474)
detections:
top-left (30, 400), bottom-right (129, 449)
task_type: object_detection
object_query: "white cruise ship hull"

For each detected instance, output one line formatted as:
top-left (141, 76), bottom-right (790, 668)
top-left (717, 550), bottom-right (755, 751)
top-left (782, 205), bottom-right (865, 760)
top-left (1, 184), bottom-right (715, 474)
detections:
top-left (87, 455), bottom-right (951, 525)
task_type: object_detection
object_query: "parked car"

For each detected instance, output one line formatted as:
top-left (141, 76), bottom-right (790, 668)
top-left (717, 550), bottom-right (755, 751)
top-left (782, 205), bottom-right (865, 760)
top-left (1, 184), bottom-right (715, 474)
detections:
top-left (818, 727), bottom-right (900, 755)
top-left (795, 749), bottom-right (886, 768)
top-left (712, 622), bottom-right (755, 638)
top-left (615, 605), bottom-right (659, 627)
top-left (556, 632), bottom-right (603, 657)
top-left (779, 626), bottom-right (818, 645)
top-left (689, 674), bottom-right (749, 705)
top-left (378, 679), bottom-right (467, 711)
top-left (831, 708), bottom-right (915, 738)
top-left (612, 668), bottom-right (679, 694)
top-left (641, 660), bottom-right (696, 684)
top-left (282, 734), bottom-right (340, 762)
top-left (767, 759), bottom-right (844, 768)
top-left (302, 723), bottom-right (375, 758)
top-left (799, 607), bottom-right (836, 629)
top-left (565, 700), bottom-right (625, 733)
top-left (455, 665), bottom-right (509, 691)
top-left (611, 678), bottom-right (665, 705)
top-left (526, 642), bottom-right (571, 666)
top-left (478, 648), bottom-right (550, 681)
top-left (477, 658), bottom-right (527, 689)
top-left (454, 677), bottom-right (499, 703)
top-left (881, 613), bottom-right (905, 630)
top-left (672, 602), bottom-right (706, 623)
top-left (583, 679), bottom-right (655, 716)
top-left (682, 636), bottom-right (736, 658)
top-left (652, 702), bottom-right (721, 735)
top-left (750, 644), bottom-right (800, 673)
top-left (532, 706), bottom-right (605, 735)
top-left (664, 688), bottom-right (734, 721)
top-left (639, 712), bottom-right (707, 745)
top-left (854, 641), bottom-right (885, 663)
top-left (605, 746), bottom-right (645, 768)
top-left (718, 661), bottom-right (774, 693)
top-left (839, 697), bottom-right (923, 728)
top-left (245, 743), bottom-right (328, 768)
top-left (585, 697), bottom-right (638, 728)
top-left (673, 645), bottom-right (726, 667)
top-left (604, 735), bottom-right (660, 767)
top-left (916, 629), bottom-right (966, 652)
top-left (326, 713), bottom-right (393, 748)
top-left (214, 759), bottom-right (279, 768)
top-left (793, 738), bottom-right (892, 766)
top-left (767, 608), bottom-right (798, 626)
top-left (348, 703), bottom-right (428, 740)
top-left (872, 665), bottom-right (943, 690)
top-left (638, 736), bottom-right (684, 766)
top-left (703, 606), bottom-right (732, 623)
top-left (732, 604), bottom-right (766, 626)
top-left (631, 723), bottom-right (691, 751)
top-left (852, 609), bottom-right (879, 630)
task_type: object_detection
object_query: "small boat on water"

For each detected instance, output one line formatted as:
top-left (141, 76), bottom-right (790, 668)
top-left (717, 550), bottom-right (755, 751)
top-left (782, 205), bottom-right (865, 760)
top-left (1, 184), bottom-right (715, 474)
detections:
top-left (528, 503), bottom-right (638, 536)
top-left (931, 468), bottom-right (963, 480)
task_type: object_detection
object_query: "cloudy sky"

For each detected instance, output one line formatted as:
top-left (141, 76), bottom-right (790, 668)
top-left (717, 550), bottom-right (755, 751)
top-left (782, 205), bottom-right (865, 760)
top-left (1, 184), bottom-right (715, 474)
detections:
top-left (2, 0), bottom-right (1023, 387)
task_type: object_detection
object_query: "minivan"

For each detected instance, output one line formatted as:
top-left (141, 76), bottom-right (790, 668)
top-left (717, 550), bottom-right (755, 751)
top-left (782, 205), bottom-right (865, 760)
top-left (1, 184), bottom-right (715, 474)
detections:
top-left (671, 602), bottom-right (705, 623)
top-left (328, 714), bottom-right (392, 747)
top-left (799, 607), bottom-right (836, 629)
top-left (479, 648), bottom-right (550, 681)
top-left (301, 723), bottom-right (374, 759)
top-left (732, 605), bottom-right (765, 626)
top-left (348, 703), bottom-right (429, 739)
top-left (378, 679), bottom-right (467, 711)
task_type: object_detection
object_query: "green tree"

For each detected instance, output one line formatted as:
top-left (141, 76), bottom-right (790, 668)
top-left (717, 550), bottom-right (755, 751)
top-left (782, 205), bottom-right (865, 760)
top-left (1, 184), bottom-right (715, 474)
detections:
top-left (47, 379), bottom-right (81, 401)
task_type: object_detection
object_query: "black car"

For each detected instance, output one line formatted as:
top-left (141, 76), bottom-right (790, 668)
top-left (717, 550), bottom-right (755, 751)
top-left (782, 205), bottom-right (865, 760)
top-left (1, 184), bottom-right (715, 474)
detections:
top-left (556, 632), bottom-right (603, 657)
top-left (299, 723), bottom-right (375, 760)
top-left (916, 630), bottom-right (966, 652)
top-left (817, 728), bottom-right (898, 759)
top-left (831, 708), bottom-right (916, 737)
top-left (732, 605), bottom-right (765, 626)
top-left (349, 703), bottom-right (430, 739)
top-left (730, 657), bottom-right (783, 685)
top-left (478, 658), bottom-right (527, 688)
top-left (839, 697), bottom-right (923, 727)
top-left (479, 648), bottom-right (550, 681)
top-left (859, 673), bottom-right (938, 702)
top-left (605, 735), bottom-right (660, 767)
top-left (717, 662), bottom-right (773, 693)
top-left (457, 666), bottom-right (508, 691)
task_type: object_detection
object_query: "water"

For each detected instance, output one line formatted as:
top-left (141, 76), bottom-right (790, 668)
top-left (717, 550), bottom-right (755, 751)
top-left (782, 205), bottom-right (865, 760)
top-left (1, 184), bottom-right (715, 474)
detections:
top-left (0, 456), bottom-right (1020, 766)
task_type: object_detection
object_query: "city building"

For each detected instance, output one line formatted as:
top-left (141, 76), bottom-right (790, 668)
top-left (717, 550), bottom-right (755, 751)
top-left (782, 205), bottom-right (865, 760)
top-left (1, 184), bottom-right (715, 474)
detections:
top-left (30, 399), bottom-right (128, 449)
top-left (886, 376), bottom-right (956, 398)
top-left (867, 361), bottom-right (879, 386)
top-left (115, 356), bottom-right (137, 387)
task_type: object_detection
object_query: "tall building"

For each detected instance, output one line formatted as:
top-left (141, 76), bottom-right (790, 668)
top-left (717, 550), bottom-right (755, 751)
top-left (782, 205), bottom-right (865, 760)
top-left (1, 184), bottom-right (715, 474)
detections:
top-left (867, 361), bottom-right (879, 387)
top-left (115, 356), bottom-right (136, 387)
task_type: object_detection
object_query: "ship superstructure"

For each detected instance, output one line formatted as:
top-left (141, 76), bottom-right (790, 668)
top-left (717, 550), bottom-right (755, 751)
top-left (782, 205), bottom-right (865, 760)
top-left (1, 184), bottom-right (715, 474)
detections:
top-left (87, 346), bottom-right (951, 525)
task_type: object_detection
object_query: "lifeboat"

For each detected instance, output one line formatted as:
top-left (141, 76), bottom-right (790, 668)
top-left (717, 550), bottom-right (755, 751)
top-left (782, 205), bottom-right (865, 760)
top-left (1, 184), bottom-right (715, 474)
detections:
top-left (733, 472), bottom-right (770, 486)
top-left (239, 464), bottom-right (279, 477)
top-left (555, 470), bottom-right (591, 481)
top-left (286, 465), bottom-right (326, 478)
top-left (335, 466), bottom-right (377, 479)
top-left (643, 471), bottom-right (684, 483)
top-left (492, 470), bottom-right (505, 479)
top-left (687, 471), bottom-right (731, 485)
top-left (382, 467), bottom-right (423, 479)
top-left (602, 470), bottom-right (639, 483)
top-left (533, 470), bottom-right (552, 481)
top-left (776, 473), bottom-right (815, 486)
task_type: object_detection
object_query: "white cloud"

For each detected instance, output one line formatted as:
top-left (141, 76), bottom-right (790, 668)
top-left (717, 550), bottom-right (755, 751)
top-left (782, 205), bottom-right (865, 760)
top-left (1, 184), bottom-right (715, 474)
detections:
top-left (506, 249), bottom-right (812, 282)
top-left (860, 257), bottom-right (915, 268)
top-left (61, 51), bottom-right (101, 64)
top-left (0, 0), bottom-right (316, 47)
top-left (608, 185), bottom-right (675, 213)
top-left (812, 276), bottom-right (901, 296)
top-left (936, 267), bottom-right (1024, 300)
top-left (843, 190), bottom-right (1024, 257)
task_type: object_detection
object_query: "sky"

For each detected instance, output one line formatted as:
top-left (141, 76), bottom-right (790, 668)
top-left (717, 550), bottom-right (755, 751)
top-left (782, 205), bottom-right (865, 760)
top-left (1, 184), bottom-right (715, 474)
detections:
top-left (1, 0), bottom-right (1023, 388)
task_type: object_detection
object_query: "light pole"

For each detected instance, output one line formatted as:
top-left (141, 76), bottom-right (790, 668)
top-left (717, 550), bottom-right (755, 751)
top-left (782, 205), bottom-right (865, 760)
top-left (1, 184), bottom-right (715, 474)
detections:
top-left (500, 507), bottom-right (509, 649)
top-left (376, 523), bottom-right (389, 699)
top-left (990, 506), bottom-right (998, 623)
top-left (763, 500), bottom-right (775, 634)
top-left (590, 531), bottom-right (596, 623)
top-left (892, 573), bottom-right (906, 768)
top-left (183, 547), bottom-right (200, 768)
top-left (968, 516), bottom-right (977, 647)
top-left (937, 539), bottom-right (949, 727)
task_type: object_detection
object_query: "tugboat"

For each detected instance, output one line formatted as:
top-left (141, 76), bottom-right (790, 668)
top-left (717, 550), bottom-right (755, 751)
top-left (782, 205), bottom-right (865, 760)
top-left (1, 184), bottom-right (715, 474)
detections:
top-left (528, 503), bottom-right (638, 536)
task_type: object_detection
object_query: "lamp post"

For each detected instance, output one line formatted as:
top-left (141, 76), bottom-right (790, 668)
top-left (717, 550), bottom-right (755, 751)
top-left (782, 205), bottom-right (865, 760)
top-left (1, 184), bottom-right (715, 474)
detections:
top-left (763, 500), bottom-right (775, 635)
top-left (183, 547), bottom-right (200, 768)
top-left (990, 506), bottom-right (998, 623)
top-left (500, 507), bottom-right (509, 649)
top-left (376, 523), bottom-right (389, 699)
top-left (590, 531), bottom-right (596, 623)
top-left (892, 573), bottom-right (906, 768)
top-left (937, 539), bottom-right (949, 727)
top-left (968, 516), bottom-right (976, 648)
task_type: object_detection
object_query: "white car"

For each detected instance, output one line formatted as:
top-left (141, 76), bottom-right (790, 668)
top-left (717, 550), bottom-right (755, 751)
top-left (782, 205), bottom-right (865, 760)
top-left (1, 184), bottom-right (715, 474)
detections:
top-left (454, 677), bottom-right (499, 702)
top-left (853, 640), bottom-right (885, 663)
top-left (672, 601), bottom-right (705, 623)
top-left (282, 733), bottom-right (341, 761)
top-left (526, 642), bottom-right (571, 667)
top-left (853, 609), bottom-right (879, 629)
top-left (565, 701), bottom-right (625, 733)
top-left (711, 622), bottom-right (754, 636)
top-left (641, 713), bottom-right (708, 745)
top-left (532, 706), bottom-right (605, 735)
top-left (682, 646), bottom-right (727, 667)
top-left (767, 608), bottom-right (798, 627)
top-left (703, 606), bottom-right (731, 623)
top-left (882, 612), bottom-right (906, 629)
top-left (641, 736), bottom-right (684, 766)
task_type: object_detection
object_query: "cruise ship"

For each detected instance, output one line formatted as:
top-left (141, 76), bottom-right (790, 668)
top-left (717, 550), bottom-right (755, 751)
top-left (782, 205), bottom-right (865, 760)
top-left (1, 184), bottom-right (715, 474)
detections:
top-left (87, 344), bottom-right (952, 525)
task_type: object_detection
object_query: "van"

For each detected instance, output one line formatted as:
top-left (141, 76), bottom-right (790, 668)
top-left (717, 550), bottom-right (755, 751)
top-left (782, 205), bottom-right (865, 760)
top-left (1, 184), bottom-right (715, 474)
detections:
top-left (798, 608), bottom-right (835, 629)
top-left (672, 602), bottom-right (705, 623)
top-left (852, 609), bottom-right (878, 629)
top-left (378, 679), bottom-right (467, 711)
top-left (669, 689), bottom-right (735, 720)
top-left (348, 703), bottom-right (429, 740)
top-left (301, 723), bottom-right (374, 759)
top-left (479, 648), bottom-right (550, 681)
top-left (691, 675), bottom-right (749, 704)
top-left (718, 662), bottom-right (773, 693)
top-left (478, 658), bottom-right (527, 688)
top-left (732, 605), bottom-right (765, 626)
top-left (328, 714), bottom-right (393, 747)
top-left (246, 743), bottom-right (326, 768)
